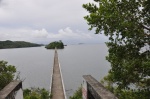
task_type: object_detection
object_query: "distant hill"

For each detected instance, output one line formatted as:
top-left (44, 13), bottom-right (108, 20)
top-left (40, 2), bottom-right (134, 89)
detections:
top-left (0, 40), bottom-right (42, 49)
top-left (45, 40), bottom-right (64, 49)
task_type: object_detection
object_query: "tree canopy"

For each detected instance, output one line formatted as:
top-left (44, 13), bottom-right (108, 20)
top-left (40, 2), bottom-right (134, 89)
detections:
top-left (0, 40), bottom-right (42, 49)
top-left (0, 61), bottom-right (16, 90)
top-left (69, 87), bottom-right (82, 99)
top-left (45, 40), bottom-right (64, 49)
top-left (83, 0), bottom-right (150, 98)
top-left (23, 88), bottom-right (50, 99)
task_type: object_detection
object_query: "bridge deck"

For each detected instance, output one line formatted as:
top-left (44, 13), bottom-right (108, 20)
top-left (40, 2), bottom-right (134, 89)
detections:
top-left (51, 49), bottom-right (65, 99)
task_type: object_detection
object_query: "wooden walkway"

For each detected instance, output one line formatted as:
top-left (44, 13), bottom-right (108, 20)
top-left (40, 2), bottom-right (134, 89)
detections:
top-left (51, 49), bottom-right (65, 99)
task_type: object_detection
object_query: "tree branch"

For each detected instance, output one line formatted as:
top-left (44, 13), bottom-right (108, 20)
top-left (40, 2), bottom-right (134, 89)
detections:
top-left (141, 24), bottom-right (150, 31)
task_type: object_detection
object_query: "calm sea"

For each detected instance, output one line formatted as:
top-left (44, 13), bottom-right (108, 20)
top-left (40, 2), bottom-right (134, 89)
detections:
top-left (0, 44), bottom-right (110, 97)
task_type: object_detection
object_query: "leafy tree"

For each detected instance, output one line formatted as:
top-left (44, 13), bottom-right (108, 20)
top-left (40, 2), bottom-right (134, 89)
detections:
top-left (45, 40), bottom-right (64, 49)
top-left (0, 61), bottom-right (16, 90)
top-left (40, 89), bottom-right (50, 99)
top-left (23, 88), bottom-right (50, 99)
top-left (70, 87), bottom-right (82, 99)
top-left (83, 0), bottom-right (150, 98)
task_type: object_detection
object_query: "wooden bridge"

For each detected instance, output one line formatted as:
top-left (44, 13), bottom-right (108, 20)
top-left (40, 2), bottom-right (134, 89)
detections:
top-left (50, 49), bottom-right (66, 99)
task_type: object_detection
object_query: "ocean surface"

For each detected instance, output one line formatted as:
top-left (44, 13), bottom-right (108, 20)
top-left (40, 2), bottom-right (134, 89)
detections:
top-left (0, 44), bottom-right (110, 97)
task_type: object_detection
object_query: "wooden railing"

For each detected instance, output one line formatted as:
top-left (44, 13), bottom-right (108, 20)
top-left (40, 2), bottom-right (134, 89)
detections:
top-left (0, 81), bottom-right (23, 99)
top-left (83, 75), bottom-right (118, 99)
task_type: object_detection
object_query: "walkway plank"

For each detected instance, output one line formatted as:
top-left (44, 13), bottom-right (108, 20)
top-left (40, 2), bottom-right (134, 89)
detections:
top-left (51, 49), bottom-right (65, 99)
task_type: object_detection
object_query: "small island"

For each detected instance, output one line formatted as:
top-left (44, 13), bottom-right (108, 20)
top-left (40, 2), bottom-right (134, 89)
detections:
top-left (45, 40), bottom-right (64, 49)
top-left (0, 40), bottom-right (42, 49)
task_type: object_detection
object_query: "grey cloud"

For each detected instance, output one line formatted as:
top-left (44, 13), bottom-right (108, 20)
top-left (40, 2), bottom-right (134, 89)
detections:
top-left (0, 27), bottom-right (107, 44)
top-left (0, 0), bottom-right (107, 44)
top-left (0, 0), bottom-right (93, 28)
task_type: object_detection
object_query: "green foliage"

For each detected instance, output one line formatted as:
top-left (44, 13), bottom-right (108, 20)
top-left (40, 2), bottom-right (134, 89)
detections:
top-left (50, 93), bottom-right (52, 98)
top-left (116, 89), bottom-right (150, 99)
top-left (83, 0), bottom-right (150, 98)
top-left (23, 88), bottom-right (50, 99)
top-left (45, 40), bottom-right (64, 49)
top-left (0, 61), bottom-right (16, 90)
top-left (70, 87), bottom-right (82, 99)
top-left (0, 40), bottom-right (42, 49)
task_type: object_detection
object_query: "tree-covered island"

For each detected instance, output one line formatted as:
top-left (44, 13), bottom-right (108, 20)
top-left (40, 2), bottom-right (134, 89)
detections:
top-left (0, 40), bottom-right (42, 49)
top-left (45, 40), bottom-right (64, 49)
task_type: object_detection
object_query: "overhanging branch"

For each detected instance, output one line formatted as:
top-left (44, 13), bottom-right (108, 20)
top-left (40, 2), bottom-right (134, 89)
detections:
top-left (141, 24), bottom-right (150, 31)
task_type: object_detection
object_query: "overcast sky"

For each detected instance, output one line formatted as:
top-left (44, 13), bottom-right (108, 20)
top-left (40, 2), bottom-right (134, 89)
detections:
top-left (0, 0), bottom-right (108, 44)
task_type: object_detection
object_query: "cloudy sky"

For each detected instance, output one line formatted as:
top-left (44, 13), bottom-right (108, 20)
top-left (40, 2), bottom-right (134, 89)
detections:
top-left (0, 0), bottom-right (108, 44)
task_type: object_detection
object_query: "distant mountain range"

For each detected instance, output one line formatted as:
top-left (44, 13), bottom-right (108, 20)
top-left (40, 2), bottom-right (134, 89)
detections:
top-left (0, 40), bottom-right (42, 49)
